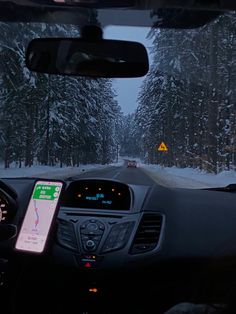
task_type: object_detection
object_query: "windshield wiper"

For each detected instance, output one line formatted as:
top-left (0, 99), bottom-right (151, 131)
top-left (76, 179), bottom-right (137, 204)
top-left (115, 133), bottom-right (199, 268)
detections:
top-left (204, 184), bottom-right (236, 192)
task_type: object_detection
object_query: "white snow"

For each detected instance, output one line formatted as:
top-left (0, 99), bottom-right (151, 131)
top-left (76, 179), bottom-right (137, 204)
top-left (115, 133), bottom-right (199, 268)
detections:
top-left (141, 164), bottom-right (236, 189)
top-left (0, 164), bottom-right (120, 179)
top-left (1, 160), bottom-right (236, 189)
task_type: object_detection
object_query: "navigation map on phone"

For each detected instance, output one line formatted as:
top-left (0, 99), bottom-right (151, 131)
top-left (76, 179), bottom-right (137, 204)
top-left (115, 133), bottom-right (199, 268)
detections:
top-left (15, 181), bottom-right (63, 253)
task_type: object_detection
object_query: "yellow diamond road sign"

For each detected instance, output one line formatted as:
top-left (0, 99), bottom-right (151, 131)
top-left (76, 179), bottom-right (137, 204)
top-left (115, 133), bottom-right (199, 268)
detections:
top-left (158, 142), bottom-right (168, 152)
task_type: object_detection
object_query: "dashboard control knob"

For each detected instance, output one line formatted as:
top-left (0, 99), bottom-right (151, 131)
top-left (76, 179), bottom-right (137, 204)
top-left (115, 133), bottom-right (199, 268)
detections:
top-left (86, 240), bottom-right (95, 249)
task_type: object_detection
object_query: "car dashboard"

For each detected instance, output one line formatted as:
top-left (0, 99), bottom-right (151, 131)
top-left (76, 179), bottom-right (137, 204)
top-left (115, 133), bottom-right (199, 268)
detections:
top-left (1, 177), bottom-right (236, 313)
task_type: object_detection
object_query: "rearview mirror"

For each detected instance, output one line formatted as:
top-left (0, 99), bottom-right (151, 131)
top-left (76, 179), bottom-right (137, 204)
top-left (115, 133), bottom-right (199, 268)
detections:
top-left (26, 38), bottom-right (149, 78)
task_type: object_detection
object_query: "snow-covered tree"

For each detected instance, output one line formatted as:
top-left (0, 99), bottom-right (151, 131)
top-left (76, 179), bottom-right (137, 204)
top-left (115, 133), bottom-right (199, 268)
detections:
top-left (0, 22), bottom-right (122, 168)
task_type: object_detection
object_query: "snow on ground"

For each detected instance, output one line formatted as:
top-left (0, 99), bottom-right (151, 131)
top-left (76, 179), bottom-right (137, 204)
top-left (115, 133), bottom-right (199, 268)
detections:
top-left (0, 163), bottom-right (121, 179)
top-left (141, 164), bottom-right (236, 189)
top-left (1, 158), bottom-right (235, 189)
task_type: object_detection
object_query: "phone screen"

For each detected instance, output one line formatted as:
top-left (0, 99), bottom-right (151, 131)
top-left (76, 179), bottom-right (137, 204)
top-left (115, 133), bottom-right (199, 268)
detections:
top-left (15, 180), bottom-right (63, 253)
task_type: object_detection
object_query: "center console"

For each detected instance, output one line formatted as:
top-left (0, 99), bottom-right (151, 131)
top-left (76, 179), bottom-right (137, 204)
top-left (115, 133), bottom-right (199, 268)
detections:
top-left (54, 179), bottom-right (164, 270)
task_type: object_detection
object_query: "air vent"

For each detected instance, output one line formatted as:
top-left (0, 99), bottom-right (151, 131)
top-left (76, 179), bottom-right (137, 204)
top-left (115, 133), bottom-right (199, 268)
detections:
top-left (57, 219), bottom-right (78, 251)
top-left (130, 213), bottom-right (163, 254)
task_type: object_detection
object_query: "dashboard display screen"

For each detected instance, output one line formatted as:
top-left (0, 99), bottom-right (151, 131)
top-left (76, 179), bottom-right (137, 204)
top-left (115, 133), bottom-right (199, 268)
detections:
top-left (63, 180), bottom-right (131, 210)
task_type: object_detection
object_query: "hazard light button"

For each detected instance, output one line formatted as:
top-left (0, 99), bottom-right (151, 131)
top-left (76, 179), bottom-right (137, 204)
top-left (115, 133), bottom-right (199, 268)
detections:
top-left (76, 255), bottom-right (102, 269)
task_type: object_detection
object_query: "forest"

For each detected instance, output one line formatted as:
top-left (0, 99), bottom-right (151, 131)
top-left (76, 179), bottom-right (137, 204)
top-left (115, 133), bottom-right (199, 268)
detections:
top-left (0, 22), bottom-right (123, 168)
top-left (121, 12), bottom-right (236, 174)
top-left (1, 12), bottom-right (236, 174)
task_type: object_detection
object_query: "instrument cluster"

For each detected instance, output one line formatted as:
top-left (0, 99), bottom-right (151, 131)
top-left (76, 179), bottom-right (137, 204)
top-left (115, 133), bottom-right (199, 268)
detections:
top-left (0, 188), bottom-right (16, 223)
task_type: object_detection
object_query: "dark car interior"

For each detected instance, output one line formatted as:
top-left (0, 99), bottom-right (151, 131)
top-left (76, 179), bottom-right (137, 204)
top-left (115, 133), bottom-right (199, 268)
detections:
top-left (3, 175), bottom-right (236, 314)
top-left (2, 1), bottom-right (236, 314)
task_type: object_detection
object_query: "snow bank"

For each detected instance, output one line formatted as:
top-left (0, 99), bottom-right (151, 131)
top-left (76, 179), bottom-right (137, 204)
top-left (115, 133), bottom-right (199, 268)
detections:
top-left (0, 164), bottom-right (119, 179)
top-left (141, 164), bottom-right (236, 189)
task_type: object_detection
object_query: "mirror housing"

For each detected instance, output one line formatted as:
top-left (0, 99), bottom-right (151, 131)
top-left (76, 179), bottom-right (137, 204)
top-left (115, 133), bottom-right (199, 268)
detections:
top-left (26, 37), bottom-right (149, 78)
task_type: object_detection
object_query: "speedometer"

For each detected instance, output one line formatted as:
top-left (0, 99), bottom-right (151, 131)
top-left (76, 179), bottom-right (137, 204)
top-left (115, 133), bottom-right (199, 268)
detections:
top-left (0, 188), bottom-right (16, 224)
top-left (0, 196), bottom-right (8, 222)
top-left (0, 185), bottom-right (17, 241)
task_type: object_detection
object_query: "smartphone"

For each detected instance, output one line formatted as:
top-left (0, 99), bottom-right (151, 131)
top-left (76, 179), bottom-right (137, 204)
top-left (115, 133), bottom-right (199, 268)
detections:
top-left (15, 180), bottom-right (64, 253)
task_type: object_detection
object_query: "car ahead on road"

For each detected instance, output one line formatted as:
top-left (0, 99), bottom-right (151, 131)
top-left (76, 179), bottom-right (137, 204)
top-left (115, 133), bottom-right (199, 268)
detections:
top-left (1, 1), bottom-right (236, 314)
top-left (127, 160), bottom-right (137, 168)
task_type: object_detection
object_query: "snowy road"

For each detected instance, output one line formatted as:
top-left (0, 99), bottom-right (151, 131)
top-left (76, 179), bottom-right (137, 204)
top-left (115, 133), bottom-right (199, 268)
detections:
top-left (67, 164), bottom-right (212, 188)
top-left (1, 161), bottom-right (235, 188)
top-left (69, 165), bottom-right (156, 186)
top-left (68, 164), bottom-right (236, 189)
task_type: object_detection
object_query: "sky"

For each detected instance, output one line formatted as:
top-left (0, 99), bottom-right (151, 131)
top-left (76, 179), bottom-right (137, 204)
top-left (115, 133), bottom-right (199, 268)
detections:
top-left (104, 26), bottom-right (152, 115)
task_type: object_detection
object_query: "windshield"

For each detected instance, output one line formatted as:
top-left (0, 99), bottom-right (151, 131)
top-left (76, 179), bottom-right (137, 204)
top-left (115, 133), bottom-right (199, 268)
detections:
top-left (1, 12), bottom-right (236, 189)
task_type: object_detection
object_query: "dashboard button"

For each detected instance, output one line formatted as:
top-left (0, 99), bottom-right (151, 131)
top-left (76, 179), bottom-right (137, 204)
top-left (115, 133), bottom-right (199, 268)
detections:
top-left (88, 229), bottom-right (103, 236)
top-left (81, 235), bottom-right (90, 241)
top-left (87, 223), bottom-right (99, 231)
top-left (76, 255), bottom-right (102, 269)
top-left (93, 235), bottom-right (102, 241)
top-left (97, 221), bottom-right (105, 230)
top-left (80, 220), bottom-right (105, 235)
top-left (89, 219), bottom-right (97, 223)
